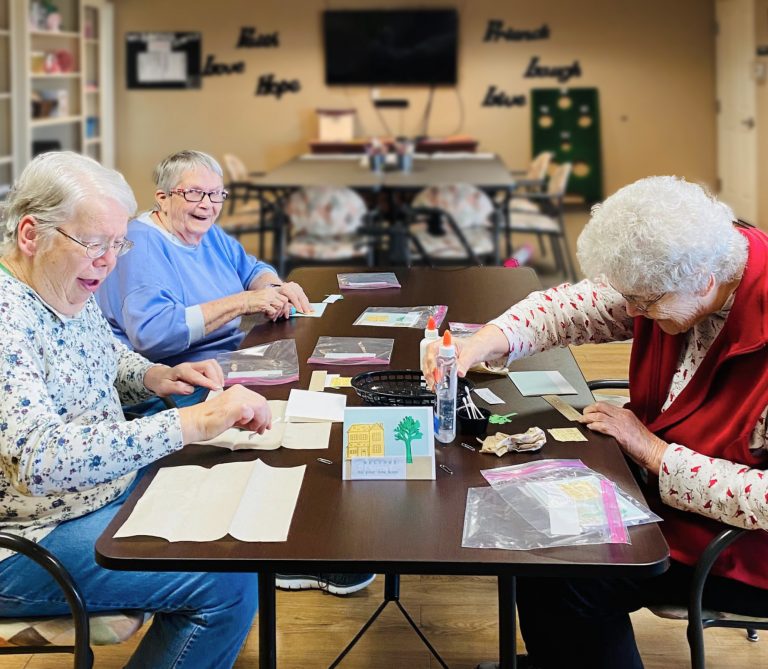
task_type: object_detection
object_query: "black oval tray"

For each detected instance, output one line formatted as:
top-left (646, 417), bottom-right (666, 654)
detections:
top-left (351, 370), bottom-right (473, 407)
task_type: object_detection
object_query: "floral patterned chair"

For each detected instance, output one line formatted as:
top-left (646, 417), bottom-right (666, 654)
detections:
top-left (0, 532), bottom-right (149, 668)
top-left (402, 183), bottom-right (501, 266)
top-left (281, 186), bottom-right (378, 275)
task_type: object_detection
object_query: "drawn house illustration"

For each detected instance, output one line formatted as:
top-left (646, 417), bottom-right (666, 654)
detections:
top-left (346, 423), bottom-right (385, 458)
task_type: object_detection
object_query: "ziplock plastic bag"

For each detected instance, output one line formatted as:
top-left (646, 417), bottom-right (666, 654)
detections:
top-left (464, 459), bottom-right (630, 549)
top-left (217, 339), bottom-right (299, 385)
top-left (353, 305), bottom-right (447, 329)
top-left (482, 459), bottom-right (660, 529)
top-left (449, 322), bottom-right (484, 337)
top-left (308, 336), bottom-right (394, 365)
top-left (337, 272), bottom-right (401, 290)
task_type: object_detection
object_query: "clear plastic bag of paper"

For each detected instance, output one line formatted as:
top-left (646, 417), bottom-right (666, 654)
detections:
top-left (217, 339), bottom-right (299, 385)
top-left (353, 305), bottom-right (447, 329)
top-left (308, 336), bottom-right (394, 365)
top-left (337, 272), bottom-right (401, 290)
top-left (482, 459), bottom-right (660, 530)
top-left (449, 322), bottom-right (484, 337)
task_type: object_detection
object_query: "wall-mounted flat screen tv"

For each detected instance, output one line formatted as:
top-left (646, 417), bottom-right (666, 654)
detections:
top-left (323, 9), bottom-right (458, 86)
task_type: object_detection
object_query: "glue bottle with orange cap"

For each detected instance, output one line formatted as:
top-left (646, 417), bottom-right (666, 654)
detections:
top-left (419, 315), bottom-right (439, 371)
top-left (435, 330), bottom-right (458, 444)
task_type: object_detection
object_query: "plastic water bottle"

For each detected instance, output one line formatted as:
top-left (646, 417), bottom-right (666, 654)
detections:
top-left (435, 330), bottom-right (458, 444)
top-left (419, 316), bottom-right (439, 371)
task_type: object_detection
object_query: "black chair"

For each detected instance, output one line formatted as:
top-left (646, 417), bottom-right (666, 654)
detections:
top-left (586, 379), bottom-right (768, 669)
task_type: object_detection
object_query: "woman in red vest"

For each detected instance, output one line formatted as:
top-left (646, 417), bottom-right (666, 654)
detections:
top-left (424, 176), bottom-right (768, 669)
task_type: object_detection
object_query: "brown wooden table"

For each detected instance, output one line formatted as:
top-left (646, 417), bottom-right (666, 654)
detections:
top-left (95, 267), bottom-right (669, 669)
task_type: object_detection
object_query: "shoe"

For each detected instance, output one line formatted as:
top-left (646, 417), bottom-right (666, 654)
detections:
top-left (275, 573), bottom-right (376, 596)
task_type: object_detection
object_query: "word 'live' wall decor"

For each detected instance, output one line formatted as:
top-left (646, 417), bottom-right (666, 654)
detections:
top-left (531, 88), bottom-right (603, 203)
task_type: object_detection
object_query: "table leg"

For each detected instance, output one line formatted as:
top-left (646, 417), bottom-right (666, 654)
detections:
top-left (498, 574), bottom-right (517, 669)
top-left (259, 570), bottom-right (276, 669)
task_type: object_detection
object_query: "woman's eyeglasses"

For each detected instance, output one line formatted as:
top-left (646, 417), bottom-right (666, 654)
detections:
top-left (56, 228), bottom-right (134, 259)
top-left (618, 291), bottom-right (667, 313)
top-left (170, 188), bottom-right (229, 204)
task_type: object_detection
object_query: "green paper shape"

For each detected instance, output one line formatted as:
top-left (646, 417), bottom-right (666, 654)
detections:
top-left (394, 416), bottom-right (423, 464)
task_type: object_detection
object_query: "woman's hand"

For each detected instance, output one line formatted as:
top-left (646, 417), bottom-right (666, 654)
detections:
top-left (422, 325), bottom-right (511, 390)
top-left (579, 402), bottom-right (669, 475)
top-left (179, 385), bottom-right (272, 443)
top-left (276, 281), bottom-right (312, 316)
top-left (144, 361), bottom-right (224, 397)
top-left (242, 287), bottom-right (289, 319)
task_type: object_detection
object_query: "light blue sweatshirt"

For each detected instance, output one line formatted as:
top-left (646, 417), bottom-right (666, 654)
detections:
top-left (96, 212), bottom-right (276, 367)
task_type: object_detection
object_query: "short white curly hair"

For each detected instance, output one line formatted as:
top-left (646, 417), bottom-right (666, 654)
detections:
top-left (577, 176), bottom-right (747, 295)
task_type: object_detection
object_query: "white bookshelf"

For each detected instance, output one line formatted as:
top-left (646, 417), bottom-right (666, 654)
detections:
top-left (8, 0), bottom-right (114, 171)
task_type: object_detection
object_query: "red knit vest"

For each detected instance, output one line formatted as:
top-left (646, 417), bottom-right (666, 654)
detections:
top-left (629, 226), bottom-right (768, 590)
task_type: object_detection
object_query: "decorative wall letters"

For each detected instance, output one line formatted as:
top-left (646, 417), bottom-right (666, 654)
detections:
top-left (484, 20), bottom-right (550, 42)
top-left (255, 73), bottom-right (301, 98)
top-left (482, 86), bottom-right (526, 107)
top-left (202, 54), bottom-right (245, 76)
top-left (524, 57), bottom-right (581, 84)
top-left (237, 27), bottom-right (279, 48)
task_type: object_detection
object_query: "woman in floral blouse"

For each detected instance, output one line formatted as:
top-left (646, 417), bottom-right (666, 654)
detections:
top-left (424, 176), bottom-right (768, 669)
top-left (0, 152), bottom-right (273, 669)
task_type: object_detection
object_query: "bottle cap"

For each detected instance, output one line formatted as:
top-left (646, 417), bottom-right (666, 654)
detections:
top-left (439, 330), bottom-right (455, 357)
top-left (424, 316), bottom-right (438, 339)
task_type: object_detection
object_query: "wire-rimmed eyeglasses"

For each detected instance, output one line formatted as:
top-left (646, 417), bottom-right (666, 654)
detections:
top-left (56, 228), bottom-right (134, 259)
top-left (169, 188), bottom-right (229, 204)
top-left (618, 290), bottom-right (667, 313)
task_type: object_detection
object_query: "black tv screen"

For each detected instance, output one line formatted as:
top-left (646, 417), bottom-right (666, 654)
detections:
top-left (323, 9), bottom-right (458, 86)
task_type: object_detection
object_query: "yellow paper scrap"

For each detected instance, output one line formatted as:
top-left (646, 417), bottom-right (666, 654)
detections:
top-left (547, 427), bottom-right (588, 442)
top-left (330, 376), bottom-right (352, 388)
top-left (308, 370), bottom-right (327, 392)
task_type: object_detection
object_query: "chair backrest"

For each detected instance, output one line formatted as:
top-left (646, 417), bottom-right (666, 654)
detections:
top-left (285, 186), bottom-right (367, 237)
top-left (526, 151), bottom-right (554, 182)
top-left (411, 183), bottom-right (495, 229)
top-left (547, 163), bottom-right (572, 197)
top-left (222, 153), bottom-right (249, 183)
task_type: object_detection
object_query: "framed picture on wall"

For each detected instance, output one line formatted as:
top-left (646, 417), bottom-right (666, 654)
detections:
top-left (126, 32), bottom-right (202, 89)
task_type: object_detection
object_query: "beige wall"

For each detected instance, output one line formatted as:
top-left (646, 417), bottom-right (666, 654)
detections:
top-left (114, 0), bottom-right (717, 210)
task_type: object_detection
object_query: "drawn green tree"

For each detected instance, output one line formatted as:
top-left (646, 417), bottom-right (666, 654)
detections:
top-left (394, 416), bottom-right (423, 464)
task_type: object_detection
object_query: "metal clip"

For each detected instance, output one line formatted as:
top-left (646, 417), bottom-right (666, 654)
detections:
top-left (316, 458), bottom-right (334, 465)
top-left (439, 464), bottom-right (453, 475)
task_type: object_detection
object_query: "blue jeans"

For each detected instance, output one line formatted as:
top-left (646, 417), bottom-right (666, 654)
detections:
top-left (0, 475), bottom-right (258, 669)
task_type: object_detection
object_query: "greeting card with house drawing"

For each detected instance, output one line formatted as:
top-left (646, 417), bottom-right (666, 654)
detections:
top-left (342, 406), bottom-right (435, 480)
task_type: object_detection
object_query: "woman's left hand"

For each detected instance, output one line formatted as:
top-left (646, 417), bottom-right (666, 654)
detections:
top-left (276, 281), bottom-right (312, 317)
top-left (579, 402), bottom-right (669, 475)
top-left (144, 360), bottom-right (224, 397)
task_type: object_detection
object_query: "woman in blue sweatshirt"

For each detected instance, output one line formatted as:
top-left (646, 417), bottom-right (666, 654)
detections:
top-left (97, 150), bottom-right (311, 370)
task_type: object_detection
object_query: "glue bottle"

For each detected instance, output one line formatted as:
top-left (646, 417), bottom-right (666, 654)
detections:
top-left (435, 330), bottom-right (458, 444)
top-left (419, 316), bottom-right (439, 371)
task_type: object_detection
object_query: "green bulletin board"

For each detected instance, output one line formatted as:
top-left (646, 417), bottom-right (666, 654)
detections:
top-left (531, 88), bottom-right (603, 203)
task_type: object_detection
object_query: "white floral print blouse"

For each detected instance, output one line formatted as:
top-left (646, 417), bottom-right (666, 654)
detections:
top-left (488, 278), bottom-right (768, 530)
top-left (0, 271), bottom-right (183, 560)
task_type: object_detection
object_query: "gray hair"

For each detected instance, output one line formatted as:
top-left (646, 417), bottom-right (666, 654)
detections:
top-left (0, 152), bottom-right (137, 255)
top-left (152, 150), bottom-right (223, 196)
top-left (577, 176), bottom-right (748, 295)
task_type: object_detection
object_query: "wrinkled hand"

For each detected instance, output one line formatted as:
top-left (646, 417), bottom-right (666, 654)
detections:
top-left (144, 360), bottom-right (224, 397)
top-left (275, 281), bottom-right (312, 318)
top-left (180, 385), bottom-right (272, 443)
top-left (422, 338), bottom-right (479, 390)
top-left (243, 287), bottom-right (289, 320)
top-left (579, 402), bottom-right (669, 475)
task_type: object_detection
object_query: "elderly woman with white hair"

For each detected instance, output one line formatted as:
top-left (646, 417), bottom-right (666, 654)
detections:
top-left (424, 176), bottom-right (768, 668)
top-left (0, 152), bottom-right (274, 669)
top-left (97, 149), bottom-right (311, 376)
